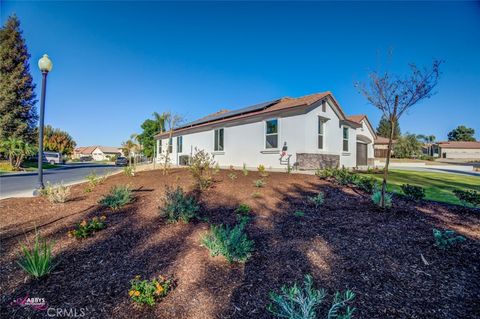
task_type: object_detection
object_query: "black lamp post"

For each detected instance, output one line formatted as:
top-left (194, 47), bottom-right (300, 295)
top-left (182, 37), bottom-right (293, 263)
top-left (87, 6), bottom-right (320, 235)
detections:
top-left (36, 54), bottom-right (53, 191)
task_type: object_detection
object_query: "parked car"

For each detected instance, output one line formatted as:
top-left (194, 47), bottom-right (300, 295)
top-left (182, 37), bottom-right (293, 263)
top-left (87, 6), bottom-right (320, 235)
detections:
top-left (43, 151), bottom-right (64, 164)
top-left (115, 157), bottom-right (129, 166)
top-left (80, 156), bottom-right (93, 162)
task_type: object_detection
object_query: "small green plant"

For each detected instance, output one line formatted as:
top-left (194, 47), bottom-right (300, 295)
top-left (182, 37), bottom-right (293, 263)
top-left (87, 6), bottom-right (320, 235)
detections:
top-left (123, 165), bottom-right (135, 177)
top-left (316, 167), bottom-right (358, 185)
top-left (189, 148), bottom-right (216, 190)
top-left (84, 186), bottom-right (92, 193)
top-left (86, 170), bottom-right (105, 187)
top-left (160, 186), bottom-right (199, 223)
top-left (371, 186), bottom-right (392, 208)
top-left (202, 217), bottom-right (254, 263)
top-left (129, 275), bottom-right (173, 306)
top-left (268, 275), bottom-right (355, 319)
top-left (99, 185), bottom-right (134, 210)
top-left (257, 164), bottom-right (269, 177)
top-left (401, 184), bottom-right (426, 201)
top-left (254, 179), bottom-right (266, 188)
top-left (308, 192), bottom-right (324, 208)
top-left (353, 176), bottom-right (378, 194)
top-left (17, 230), bottom-right (56, 279)
top-left (235, 203), bottom-right (252, 215)
top-left (433, 228), bottom-right (466, 249)
top-left (294, 210), bottom-right (305, 217)
top-left (68, 216), bottom-right (107, 239)
top-left (242, 163), bottom-right (249, 176)
top-left (315, 167), bottom-right (336, 179)
top-left (40, 182), bottom-right (70, 203)
top-left (452, 189), bottom-right (480, 207)
top-left (251, 191), bottom-right (262, 198)
top-left (213, 162), bottom-right (221, 174)
top-left (228, 172), bottom-right (238, 181)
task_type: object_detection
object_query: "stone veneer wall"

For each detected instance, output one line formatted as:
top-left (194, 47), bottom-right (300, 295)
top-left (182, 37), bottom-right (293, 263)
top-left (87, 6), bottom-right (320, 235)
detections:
top-left (296, 153), bottom-right (340, 170)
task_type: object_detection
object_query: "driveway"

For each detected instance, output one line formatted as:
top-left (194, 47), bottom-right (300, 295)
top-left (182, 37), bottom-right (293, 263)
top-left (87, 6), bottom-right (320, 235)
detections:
top-left (0, 163), bottom-right (122, 199)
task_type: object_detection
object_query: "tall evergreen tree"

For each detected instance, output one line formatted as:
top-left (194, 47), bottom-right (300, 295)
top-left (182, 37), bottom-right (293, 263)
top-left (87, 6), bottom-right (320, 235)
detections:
top-left (376, 116), bottom-right (401, 139)
top-left (0, 15), bottom-right (38, 143)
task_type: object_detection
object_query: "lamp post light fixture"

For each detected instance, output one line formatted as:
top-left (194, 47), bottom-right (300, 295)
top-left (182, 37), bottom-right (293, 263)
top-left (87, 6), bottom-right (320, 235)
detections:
top-left (36, 54), bottom-right (53, 191)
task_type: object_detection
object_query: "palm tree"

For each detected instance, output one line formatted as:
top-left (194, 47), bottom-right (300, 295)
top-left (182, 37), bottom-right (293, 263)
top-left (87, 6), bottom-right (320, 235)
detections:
top-left (121, 139), bottom-right (136, 166)
top-left (0, 137), bottom-right (35, 170)
top-left (152, 112), bottom-right (168, 134)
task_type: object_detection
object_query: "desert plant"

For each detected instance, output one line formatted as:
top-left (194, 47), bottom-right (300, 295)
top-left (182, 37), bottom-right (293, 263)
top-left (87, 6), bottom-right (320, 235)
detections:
top-left (40, 182), bottom-right (70, 203)
top-left (17, 231), bottom-right (56, 279)
top-left (251, 192), bottom-right (262, 199)
top-left (242, 163), bottom-right (249, 176)
top-left (433, 228), bottom-right (466, 249)
top-left (401, 184), bottom-right (425, 201)
top-left (254, 179), bottom-right (266, 188)
top-left (308, 192), bottom-right (324, 208)
top-left (258, 164), bottom-right (269, 177)
top-left (228, 172), bottom-right (238, 181)
top-left (99, 185), bottom-right (134, 210)
top-left (294, 210), bottom-right (305, 217)
top-left (213, 162), bottom-right (221, 174)
top-left (371, 185), bottom-right (392, 208)
top-left (86, 170), bottom-right (105, 187)
top-left (202, 217), bottom-right (254, 263)
top-left (124, 165), bottom-right (135, 177)
top-left (353, 176), bottom-right (378, 194)
top-left (452, 189), bottom-right (480, 208)
top-left (129, 275), bottom-right (173, 306)
top-left (235, 203), bottom-right (252, 215)
top-left (160, 186), bottom-right (199, 223)
top-left (189, 148), bottom-right (216, 190)
top-left (268, 275), bottom-right (356, 319)
top-left (67, 216), bottom-right (107, 239)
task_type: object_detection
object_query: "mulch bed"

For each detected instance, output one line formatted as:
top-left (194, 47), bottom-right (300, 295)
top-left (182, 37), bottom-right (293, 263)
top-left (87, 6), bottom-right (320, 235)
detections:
top-left (0, 168), bottom-right (479, 318)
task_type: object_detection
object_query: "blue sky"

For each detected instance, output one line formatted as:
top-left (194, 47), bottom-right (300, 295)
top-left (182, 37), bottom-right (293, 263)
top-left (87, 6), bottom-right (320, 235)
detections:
top-left (2, 1), bottom-right (479, 146)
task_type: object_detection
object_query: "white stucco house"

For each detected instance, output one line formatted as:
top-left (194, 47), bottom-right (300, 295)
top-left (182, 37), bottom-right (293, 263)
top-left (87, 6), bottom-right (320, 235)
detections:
top-left (154, 92), bottom-right (376, 170)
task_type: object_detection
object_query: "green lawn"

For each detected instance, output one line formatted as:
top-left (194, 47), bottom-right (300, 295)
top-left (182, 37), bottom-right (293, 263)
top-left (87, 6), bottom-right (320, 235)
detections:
top-left (362, 170), bottom-right (480, 206)
top-left (0, 160), bottom-right (57, 175)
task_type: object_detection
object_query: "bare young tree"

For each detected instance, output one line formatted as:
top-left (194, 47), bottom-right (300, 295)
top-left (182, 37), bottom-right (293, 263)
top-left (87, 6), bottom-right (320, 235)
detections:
top-left (356, 60), bottom-right (442, 208)
top-left (160, 112), bottom-right (184, 175)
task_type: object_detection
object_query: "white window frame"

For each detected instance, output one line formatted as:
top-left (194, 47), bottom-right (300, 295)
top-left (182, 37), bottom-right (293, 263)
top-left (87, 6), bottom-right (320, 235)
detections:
top-left (177, 136), bottom-right (183, 153)
top-left (342, 127), bottom-right (349, 152)
top-left (318, 117), bottom-right (325, 150)
top-left (265, 118), bottom-right (279, 149)
top-left (214, 128), bottom-right (224, 152)
top-left (168, 137), bottom-right (173, 154)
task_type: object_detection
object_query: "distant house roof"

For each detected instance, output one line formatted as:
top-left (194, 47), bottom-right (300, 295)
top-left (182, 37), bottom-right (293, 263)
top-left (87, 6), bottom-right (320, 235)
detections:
top-left (156, 92), bottom-right (362, 138)
top-left (437, 141), bottom-right (480, 149)
top-left (374, 137), bottom-right (396, 145)
top-left (75, 146), bottom-right (121, 155)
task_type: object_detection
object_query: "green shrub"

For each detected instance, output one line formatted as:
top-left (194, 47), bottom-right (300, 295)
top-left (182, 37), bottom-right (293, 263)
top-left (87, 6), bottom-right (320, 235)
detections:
top-left (309, 192), bottom-right (324, 208)
top-left (294, 210), bottom-right (305, 217)
top-left (433, 228), bottom-right (466, 249)
top-left (123, 165), bottom-right (135, 177)
top-left (202, 217), bottom-right (254, 263)
top-left (160, 186), bottom-right (199, 223)
top-left (353, 176), bottom-right (378, 194)
top-left (401, 184), bottom-right (426, 201)
top-left (68, 216), bottom-right (107, 239)
top-left (86, 170), bottom-right (105, 187)
top-left (258, 164), bottom-right (269, 177)
top-left (452, 189), bottom-right (480, 207)
top-left (242, 163), bottom-right (249, 176)
top-left (189, 149), bottom-right (216, 190)
top-left (99, 185), bottom-right (134, 210)
top-left (254, 179), bottom-right (266, 188)
top-left (228, 172), bottom-right (237, 181)
top-left (315, 167), bottom-right (337, 179)
top-left (267, 274), bottom-right (356, 319)
top-left (17, 231), bottom-right (56, 279)
top-left (316, 167), bottom-right (357, 185)
top-left (129, 275), bottom-right (173, 306)
top-left (371, 186), bottom-right (392, 208)
top-left (235, 203), bottom-right (252, 215)
top-left (40, 182), bottom-right (70, 203)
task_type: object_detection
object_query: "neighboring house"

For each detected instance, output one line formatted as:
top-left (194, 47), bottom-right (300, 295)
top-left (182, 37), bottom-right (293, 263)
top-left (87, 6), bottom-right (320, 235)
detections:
top-left (73, 146), bottom-right (123, 161)
top-left (435, 141), bottom-right (480, 159)
top-left (154, 92), bottom-right (376, 169)
top-left (373, 136), bottom-right (397, 158)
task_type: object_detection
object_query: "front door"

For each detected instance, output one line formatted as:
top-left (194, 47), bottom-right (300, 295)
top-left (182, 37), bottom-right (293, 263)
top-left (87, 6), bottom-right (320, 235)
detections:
top-left (356, 142), bottom-right (368, 166)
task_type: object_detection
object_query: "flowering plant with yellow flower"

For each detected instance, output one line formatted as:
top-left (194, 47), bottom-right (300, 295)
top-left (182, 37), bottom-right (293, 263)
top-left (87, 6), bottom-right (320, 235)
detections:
top-left (67, 216), bottom-right (107, 239)
top-left (129, 275), bottom-right (173, 306)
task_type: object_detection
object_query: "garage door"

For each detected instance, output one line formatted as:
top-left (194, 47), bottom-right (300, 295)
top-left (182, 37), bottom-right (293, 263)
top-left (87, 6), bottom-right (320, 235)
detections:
top-left (356, 143), bottom-right (367, 166)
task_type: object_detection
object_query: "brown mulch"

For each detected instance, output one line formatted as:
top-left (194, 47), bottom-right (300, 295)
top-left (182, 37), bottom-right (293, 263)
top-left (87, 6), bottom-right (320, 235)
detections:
top-left (0, 168), bottom-right (479, 318)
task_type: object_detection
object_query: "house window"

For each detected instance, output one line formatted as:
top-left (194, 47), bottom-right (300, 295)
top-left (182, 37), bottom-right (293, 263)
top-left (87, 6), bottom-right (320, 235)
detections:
top-left (318, 118), bottom-right (325, 149)
top-left (158, 140), bottom-right (162, 153)
top-left (177, 136), bottom-right (183, 153)
top-left (168, 138), bottom-right (173, 153)
top-left (265, 119), bottom-right (278, 149)
top-left (322, 101), bottom-right (326, 112)
top-left (214, 128), bottom-right (224, 151)
top-left (343, 127), bottom-right (349, 152)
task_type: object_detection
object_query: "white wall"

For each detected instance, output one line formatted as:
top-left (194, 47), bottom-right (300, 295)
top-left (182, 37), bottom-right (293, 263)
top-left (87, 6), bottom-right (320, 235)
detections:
top-left (156, 101), bottom-right (360, 168)
top-left (442, 148), bottom-right (480, 159)
top-left (357, 119), bottom-right (375, 159)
